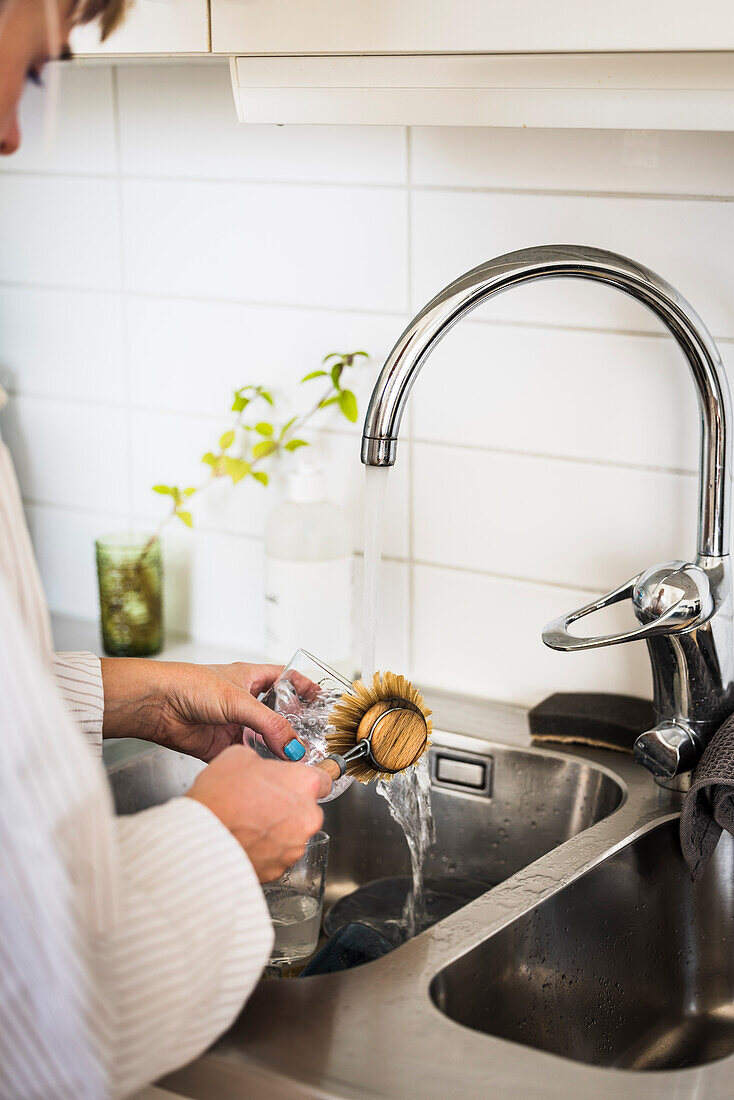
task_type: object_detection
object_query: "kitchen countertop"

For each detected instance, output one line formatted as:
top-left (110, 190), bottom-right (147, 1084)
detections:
top-left (52, 614), bottom-right (244, 667)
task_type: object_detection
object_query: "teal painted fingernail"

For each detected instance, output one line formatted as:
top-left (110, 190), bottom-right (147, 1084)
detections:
top-left (284, 739), bottom-right (305, 761)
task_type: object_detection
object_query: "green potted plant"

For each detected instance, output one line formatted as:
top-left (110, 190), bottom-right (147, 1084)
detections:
top-left (95, 351), bottom-right (368, 656)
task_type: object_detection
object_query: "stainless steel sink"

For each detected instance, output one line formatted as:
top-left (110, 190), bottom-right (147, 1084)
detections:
top-left (104, 738), bottom-right (204, 814)
top-left (108, 693), bottom-right (734, 1100)
top-left (431, 816), bottom-right (734, 1071)
top-left (323, 729), bottom-right (623, 918)
top-left (104, 729), bottom-right (624, 940)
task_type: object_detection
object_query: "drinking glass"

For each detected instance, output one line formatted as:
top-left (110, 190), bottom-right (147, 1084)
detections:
top-left (264, 830), bottom-right (329, 968)
top-left (96, 534), bottom-right (163, 657)
top-left (258, 649), bottom-right (356, 802)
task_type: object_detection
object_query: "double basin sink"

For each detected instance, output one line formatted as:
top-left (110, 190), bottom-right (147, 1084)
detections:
top-left (105, 695), bottom-right (734, 1098)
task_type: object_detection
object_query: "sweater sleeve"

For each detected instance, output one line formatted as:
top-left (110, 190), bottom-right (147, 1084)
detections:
top-left (107, 797), bottom-right (274, 1099)
top-left (0, 576), bottom-right (274, 1100)
top-left (53, 651), bottom-right (105, 757)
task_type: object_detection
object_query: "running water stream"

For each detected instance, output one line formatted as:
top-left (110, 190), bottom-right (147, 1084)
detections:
top-left (376, 761), bottom-right (435, 936)
top-left (361, 465), bottom-right (390, 682)
top-left (362, 466), bottom-right (436, 938)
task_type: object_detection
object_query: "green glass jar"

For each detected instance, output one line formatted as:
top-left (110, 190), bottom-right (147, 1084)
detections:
top-left (96, 534), bottom-right (163, 657)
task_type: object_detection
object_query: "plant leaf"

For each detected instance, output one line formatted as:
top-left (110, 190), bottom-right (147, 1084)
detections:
top-left (176, 510), bottom-right (193, 528)
top-left (279, 415), bottom-right (297, 439)
top-left (258, 389), bottom-right (274, 406)
top-left (330, 363), bottom-right (343, 389)
top-left (183, 487), bottom-right (196, 497)
top-left (152, 484), bottom-right (173, 496)
top-left (255, 421), bottom-right (274, 437)
top-left (251, 471), bottom-right (269, 487)
top-left (224, 456), bottom-right (251, 483)
top-left (231, 394), bottom-right (248, 412)
top-left (301, 369), bottom-right (328, 382)
top-left (219, 429), bottom-right (236, 450)
top-left (252, 440), bottom-right (278, 459)
top-left (319, 395), bottom-right (340, 409)
top-left (339, 389), bottom-right (359, 423)
top-left (284, 438), bottom-right (309, 452)
top-left (322, 352), bottom-right (341, 364)
top-left (202, 452), bottom-right (217, 467)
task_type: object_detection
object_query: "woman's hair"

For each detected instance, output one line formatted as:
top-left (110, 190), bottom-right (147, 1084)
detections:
top-left (73, 0), bottom-right (127, 40)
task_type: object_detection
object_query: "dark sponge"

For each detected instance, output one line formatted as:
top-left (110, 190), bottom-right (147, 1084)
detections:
top-left (528, 692), bottom-right (655, 753)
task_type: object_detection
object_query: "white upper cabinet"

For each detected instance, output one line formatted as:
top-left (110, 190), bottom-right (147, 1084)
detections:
top-left (211, 0), bottom-right (734, 54)
top-left (65, 0), bottom-right (734, 132)
top-left (71, 0), bottom-right (209, 55)
top-left (68, 0), bottom-right (734, 57)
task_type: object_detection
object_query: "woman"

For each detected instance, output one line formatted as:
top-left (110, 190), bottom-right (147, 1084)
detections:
top-left (0, 2), bottom-right (331, 1097)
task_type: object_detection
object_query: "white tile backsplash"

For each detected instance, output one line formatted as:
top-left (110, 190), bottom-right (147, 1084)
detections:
top-left (412, 442), bottom-right (696, 591)
top-left (122, 178), bottom-right (408, 311)
top-left (2, 395), bottom-right (128, 512)
top-left (0, 176), bottom-right (120, 289)
top-left (412, 564), bottom-right (653, 706)
top-left (411, 190), bottom-right (734, 336)
top-left (117, 63), bottom-right (407, 185)
top-left (3, 60), bottom-right (733, 706)
top-left (25, 503), bottom-right (123, 622)
top-left (410, 321), bottom-right (700, 472)
top-left (0, 287), bottom-right (124, 403)
top-left (127, 295), bottom-right (401, 417)
top-left (411, 127), bottom-right (734, 197)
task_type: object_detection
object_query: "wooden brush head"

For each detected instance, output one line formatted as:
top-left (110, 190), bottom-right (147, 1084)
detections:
top-left (327, 671), bottom-right (433, 783)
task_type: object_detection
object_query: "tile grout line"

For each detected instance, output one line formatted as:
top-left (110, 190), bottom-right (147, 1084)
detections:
top-left (409, 437), bottom-right (699, 479)
top-left (23, 491), bottom-right (615, 599)
top-left (4, 165), bottom-right (734, 205)
top-left (409, 557), bottom-right (610, 598)
top-left (2, 277), bottom-right (733, 344)
top-left (110, 65), bottom-right (134, 530)
top-left (0, 280), bottom-right (408, 320)
top-left (22, 493), bottom-right (610, 586)
top-left (3, 384), bottom-right (701, 479)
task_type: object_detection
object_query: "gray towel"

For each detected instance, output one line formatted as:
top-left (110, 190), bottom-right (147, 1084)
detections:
top-left (680, 712), bottom-right (734, 880)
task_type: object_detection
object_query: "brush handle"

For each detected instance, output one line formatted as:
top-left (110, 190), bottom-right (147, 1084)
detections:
top-left (316, 755), bottom-right (346, 782)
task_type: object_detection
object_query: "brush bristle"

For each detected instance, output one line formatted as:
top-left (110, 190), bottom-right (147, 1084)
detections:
top-left (327, 671), bottom-right (433, 783)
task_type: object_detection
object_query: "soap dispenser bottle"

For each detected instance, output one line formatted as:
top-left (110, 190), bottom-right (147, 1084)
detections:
top-left (264, 459), bottom-right (354, 676)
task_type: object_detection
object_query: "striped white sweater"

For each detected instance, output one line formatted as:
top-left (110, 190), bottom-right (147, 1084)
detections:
top-left (0, 441), bottom-right (273, 1099)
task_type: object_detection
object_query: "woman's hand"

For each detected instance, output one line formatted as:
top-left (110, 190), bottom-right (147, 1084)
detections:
top-left (187, 745), bottom-right (331, 882)
top-left (101, 658), bottom-right (306, 762)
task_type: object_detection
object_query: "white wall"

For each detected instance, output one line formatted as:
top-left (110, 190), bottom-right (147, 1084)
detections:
top-left (2, 61), bottom-right (734, 706)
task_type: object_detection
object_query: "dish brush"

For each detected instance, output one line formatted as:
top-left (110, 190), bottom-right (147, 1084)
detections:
top-left (316, 671), bottom-right (433, 784)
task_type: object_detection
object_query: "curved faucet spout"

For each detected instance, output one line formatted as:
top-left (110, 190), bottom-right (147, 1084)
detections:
top-left (361, 245), bottom-right (731, 560)
top-left (361, 244), bottom-right (734, 782)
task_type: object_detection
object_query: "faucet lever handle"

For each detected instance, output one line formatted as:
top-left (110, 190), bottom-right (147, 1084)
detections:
top-left (542, 562), bottom-right (715, 652)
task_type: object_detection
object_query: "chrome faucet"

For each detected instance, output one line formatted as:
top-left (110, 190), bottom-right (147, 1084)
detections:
top-left (361, 245), bottom-right (734, 785)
